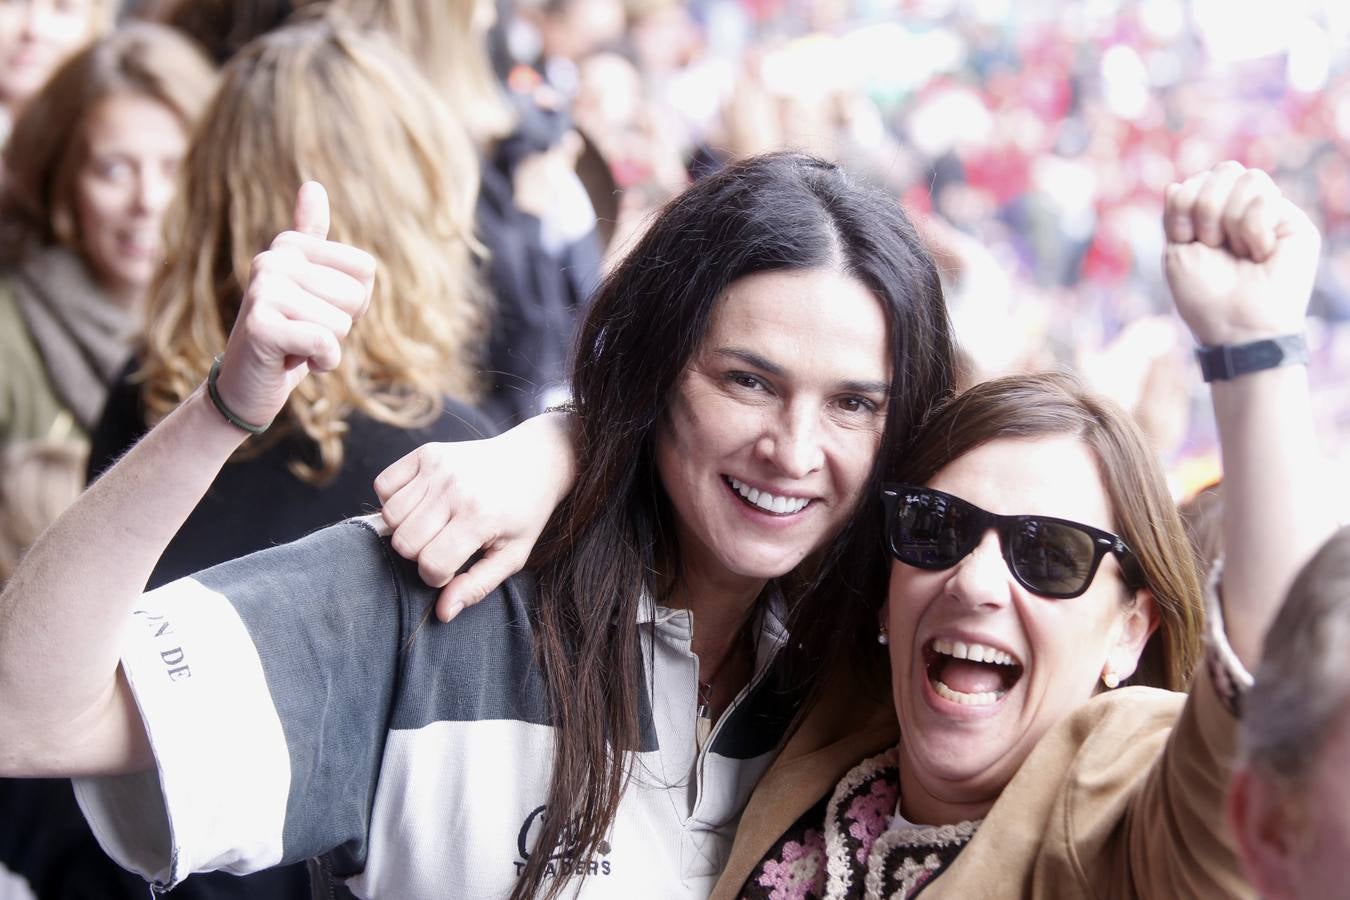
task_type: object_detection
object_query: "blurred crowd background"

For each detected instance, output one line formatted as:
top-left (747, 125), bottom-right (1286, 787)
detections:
top-left (489, 0), bottom-right (1350, 502)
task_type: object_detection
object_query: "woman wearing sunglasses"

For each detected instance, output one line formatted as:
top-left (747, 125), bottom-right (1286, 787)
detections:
top-left (376, 162), bottom-right (1334, 898)
top-left (707, 161), bottom-right (1335, 897)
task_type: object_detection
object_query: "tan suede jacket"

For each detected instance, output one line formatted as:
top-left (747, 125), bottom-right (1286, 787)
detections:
top-left (712, 662), bottom-right (1251, 899)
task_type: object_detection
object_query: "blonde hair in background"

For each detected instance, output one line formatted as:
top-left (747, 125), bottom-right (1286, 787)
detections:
top-left (0, 22), bottom-right (217, 265)
top-left (137, 14), bottom-right (488, 485)
top-left (0, 440), bottom-right (88, 586)
top-left (327, 0), bottom-right (517, 147)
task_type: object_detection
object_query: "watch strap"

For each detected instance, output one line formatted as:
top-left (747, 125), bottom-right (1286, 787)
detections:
top-left (1195, 333), bottom-right (1308, 382)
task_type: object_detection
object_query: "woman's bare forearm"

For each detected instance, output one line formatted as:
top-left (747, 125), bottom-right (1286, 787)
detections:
top-left (0, 183), bottom-right (375, 776)
top-left (0, 388), bottom-right (247, 774)
top-left (1211, 368), bottom-right (1333, 664)
top-left (1162, 163), bottom-right (1335, 667)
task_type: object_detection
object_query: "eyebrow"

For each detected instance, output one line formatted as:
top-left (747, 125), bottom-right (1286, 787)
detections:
top-left (712, 347), bottom-right (891, 396)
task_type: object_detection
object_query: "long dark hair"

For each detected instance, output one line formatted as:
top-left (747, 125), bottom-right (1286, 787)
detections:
top-left (514, 152), bottom-right (954, 899)
top-left (894, 372), bottom-right (1203, 692)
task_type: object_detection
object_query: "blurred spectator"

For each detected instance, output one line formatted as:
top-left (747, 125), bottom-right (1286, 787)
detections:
top-left (141, 0), bottom-right (296, 64)
top-left (1229, 525), bottom-right (1350, 900)
top-left (484, 0), bottom-right (1350, 497)
top-left (0, 439), bottom-right (84, 585)
top-left (513, 0), bottom-right (628, 95)
top-left (90, 12), bottom-right (495, 586)
top-left (0, 23), bottom-right (215, 451)
top-left (0, 0), bottom-right (112, 144)
top-left (332, 0), bottom-right (603, 428)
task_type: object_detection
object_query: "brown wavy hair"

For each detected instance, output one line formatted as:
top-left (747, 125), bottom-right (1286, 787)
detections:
top-left (0, 22), bottom-right (216, 267)
top-left (895, 371), bottom-right (1204, 692)
top-left (326, 0), bottom-right (516, 146)
top-left (136, 14), bottom-right (488, 484)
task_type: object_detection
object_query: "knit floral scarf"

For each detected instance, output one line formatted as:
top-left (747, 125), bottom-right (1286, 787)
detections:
top-left (742, 747), bottom-right (982, 900)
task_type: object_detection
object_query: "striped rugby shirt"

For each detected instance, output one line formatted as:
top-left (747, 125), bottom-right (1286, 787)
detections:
top-left (74, 516), bottom-right (798, 898)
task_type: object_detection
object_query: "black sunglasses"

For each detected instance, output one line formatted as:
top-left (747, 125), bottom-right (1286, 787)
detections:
top-left (881, 483), bottom-right (1142, 599)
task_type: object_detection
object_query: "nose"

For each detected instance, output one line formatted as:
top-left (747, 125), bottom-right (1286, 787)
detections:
top-left (22, 1), bottom-right (55, 40)
top-left (135, 165), bottom-right (176, 216)
top-left (19, 3), bottom-right (39, 38)
top-left (943, 529), bottom-right (1010, 612)
top-left (755, 403), bottom-right (824, 479)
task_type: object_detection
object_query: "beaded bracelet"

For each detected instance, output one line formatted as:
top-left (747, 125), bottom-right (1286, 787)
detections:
top-left (206, 355), bottom-right (272, 435)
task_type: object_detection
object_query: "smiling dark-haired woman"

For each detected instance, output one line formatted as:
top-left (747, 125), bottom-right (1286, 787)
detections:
top-left (0, 151), bottom-right (954, 899)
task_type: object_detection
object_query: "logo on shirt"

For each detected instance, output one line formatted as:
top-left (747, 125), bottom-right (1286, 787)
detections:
top-left (132, 608), bottom-right (193, 682)
top-left (512, 805), bottom-right (613, 878)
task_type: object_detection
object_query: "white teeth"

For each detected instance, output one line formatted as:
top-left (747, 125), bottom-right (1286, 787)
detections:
top-left (931, 637), bottom-right (1017, 667)
top-left (933, 680), bottom-right (1002, 706)
top-left (728, 477), bottom-right (809, 515)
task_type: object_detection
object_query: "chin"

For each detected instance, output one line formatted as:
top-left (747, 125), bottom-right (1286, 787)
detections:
top-left (910, 743), bottom-right (1016, 801)
top-left (723, 559), bottom-right (797, 582)
top-left (725, 546), bottom-right (815, 581)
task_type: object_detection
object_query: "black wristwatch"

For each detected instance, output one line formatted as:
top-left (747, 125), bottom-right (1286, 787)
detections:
top-left (1195, 333), bottom-right (1308, 382)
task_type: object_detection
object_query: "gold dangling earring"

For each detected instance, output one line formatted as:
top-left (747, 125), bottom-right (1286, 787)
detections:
top-left (878, 625), bottom-right (889, 646)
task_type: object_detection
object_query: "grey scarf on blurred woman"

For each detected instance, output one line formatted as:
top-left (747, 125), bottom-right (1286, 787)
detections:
top-left (11, 245), bottom-right (138, 431)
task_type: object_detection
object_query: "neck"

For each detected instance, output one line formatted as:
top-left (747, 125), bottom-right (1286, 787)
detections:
top-left (896, 754), bottom-right (1000, 826)
top-left (104, 281), bottom-right (145, 312)
top-left (664, 563), bottom-right (766, 721)
top-left (665, 567), bottom-right (764, 656)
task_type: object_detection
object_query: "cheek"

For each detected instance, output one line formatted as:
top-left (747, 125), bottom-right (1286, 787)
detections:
top-left (75, 178), bottom-right (128, 237)
top-left (44, 8), bottom-right (94, 51)
top-left (886, 565), bottom-right (932, 640)
top-left (653, 416), bottom-right (708, 521)
top-left (1029, 602), bottom-right (1118, 685)
top-left (0, 21), bottom-right (17, 56)
top-left (834, 429), bottom-right (883, 502)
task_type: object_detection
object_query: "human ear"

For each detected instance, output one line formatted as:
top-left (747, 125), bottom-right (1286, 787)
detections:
top-left (1105, 587), bottom-right (1160, 683)
top-left (1227, 767), bottom-right (1300, 900)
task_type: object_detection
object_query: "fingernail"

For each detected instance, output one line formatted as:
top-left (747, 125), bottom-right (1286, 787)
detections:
top-left (442, 601), bottom-right (464, 623)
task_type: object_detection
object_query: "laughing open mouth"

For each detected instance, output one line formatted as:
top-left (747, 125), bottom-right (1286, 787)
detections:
top-left (923, 637), bottom-right (1023, 707)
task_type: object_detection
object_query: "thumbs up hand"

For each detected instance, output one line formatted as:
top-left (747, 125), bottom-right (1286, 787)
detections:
top-left (213, 183), bottom-right (377, 430)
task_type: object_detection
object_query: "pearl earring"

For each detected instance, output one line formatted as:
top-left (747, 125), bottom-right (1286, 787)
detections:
top-left (877, 625), bottom-right (889, 646)
top-left (1102, 671), bottom-right (1120, 689)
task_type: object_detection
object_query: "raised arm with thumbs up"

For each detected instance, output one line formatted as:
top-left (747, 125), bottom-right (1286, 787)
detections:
top-left (213, 182), bottom-right (376, 432)
top-left (0, 185), bottom-right (375, 777)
